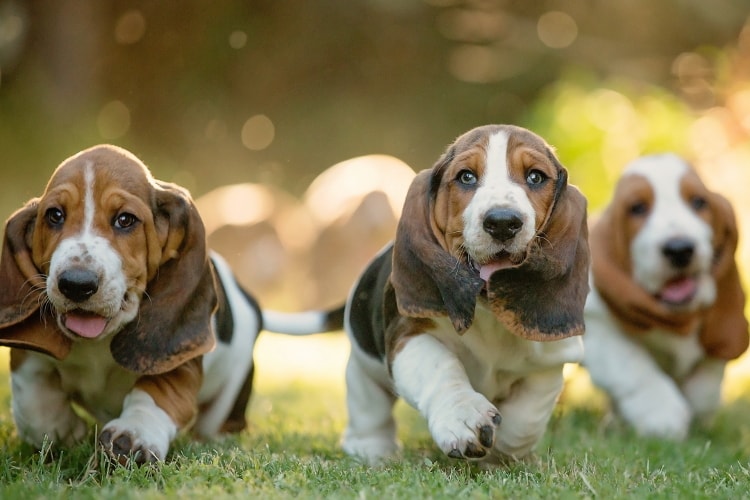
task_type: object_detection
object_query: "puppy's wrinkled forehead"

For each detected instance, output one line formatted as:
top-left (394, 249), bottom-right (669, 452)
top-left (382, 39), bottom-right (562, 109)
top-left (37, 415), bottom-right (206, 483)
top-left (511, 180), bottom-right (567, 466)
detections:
top-left (450, 124), bottom-right (551, 158)
top-left (45, 145), bottom-right (154, 201)
top-left (617, 153), bottom-right (709, 209)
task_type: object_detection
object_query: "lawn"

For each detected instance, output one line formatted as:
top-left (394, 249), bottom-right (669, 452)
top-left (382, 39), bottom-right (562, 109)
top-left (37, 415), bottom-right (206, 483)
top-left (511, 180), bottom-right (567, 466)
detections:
top-left (2, 333), bottom-right (750, 499)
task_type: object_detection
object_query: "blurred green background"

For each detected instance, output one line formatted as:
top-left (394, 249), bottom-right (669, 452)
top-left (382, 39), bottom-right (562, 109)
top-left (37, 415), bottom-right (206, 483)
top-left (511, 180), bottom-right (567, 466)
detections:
top-left (2, 0), bottom-right (750, 210)
top-left (3, 0), bottom-right (750, 309)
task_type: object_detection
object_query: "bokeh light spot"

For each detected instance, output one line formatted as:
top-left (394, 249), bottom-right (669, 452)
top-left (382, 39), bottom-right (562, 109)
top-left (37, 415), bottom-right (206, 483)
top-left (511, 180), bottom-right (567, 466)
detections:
top-left (241, 114), bottom-right (275, 151)
top-left (537, 11), bottom-right (578, 49)
top-left (114, 10), bottom-right (146, 45)
top-left (0, 12), bottom-right (24, 44)
top-left (447, 44), bottom-right (496, 83)
top-left (97, 100), bottom-right (131, 139)
top-left (205, 118), bottom-right (228, 141)
top-left (229, 30), bottom-right (247, 49)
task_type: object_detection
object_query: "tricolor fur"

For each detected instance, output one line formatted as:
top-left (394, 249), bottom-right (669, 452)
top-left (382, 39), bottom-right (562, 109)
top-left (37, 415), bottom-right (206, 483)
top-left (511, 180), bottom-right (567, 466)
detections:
top-left (584, 153), bottom-right (749, 440)
top-left (0, 145), bottom-right (266, 464)
top-left (327, 124), bottom-right (589, 464)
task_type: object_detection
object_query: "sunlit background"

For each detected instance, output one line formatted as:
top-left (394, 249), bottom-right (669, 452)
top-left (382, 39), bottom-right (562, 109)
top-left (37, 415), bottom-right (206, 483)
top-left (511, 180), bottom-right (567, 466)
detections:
top-left (3, 0), bottom-right (750, 409)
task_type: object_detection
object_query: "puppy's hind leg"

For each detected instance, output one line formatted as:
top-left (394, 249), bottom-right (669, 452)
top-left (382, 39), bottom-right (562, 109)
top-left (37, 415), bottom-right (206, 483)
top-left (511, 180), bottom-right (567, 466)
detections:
top-left (341, 346), bottom-right (399, 464)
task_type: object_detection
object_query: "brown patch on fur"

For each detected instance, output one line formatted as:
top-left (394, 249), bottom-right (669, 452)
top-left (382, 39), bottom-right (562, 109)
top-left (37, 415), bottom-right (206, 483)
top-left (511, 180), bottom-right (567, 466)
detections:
top-left (135, 356), bottom-right (203, 429)
top-left (9, 348), bottom-right (28, 371)
top-left (506, 130), bottom-right (561, 230)
top-left (700, 192), bottom-right (749, 359)
top-left (385, 316), bottom-right (437, 370)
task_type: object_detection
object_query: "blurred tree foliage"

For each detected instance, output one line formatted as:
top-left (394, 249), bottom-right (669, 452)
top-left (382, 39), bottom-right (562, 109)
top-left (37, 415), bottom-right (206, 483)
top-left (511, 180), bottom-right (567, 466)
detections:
top-left (1, 0), bottom-right (749, 220)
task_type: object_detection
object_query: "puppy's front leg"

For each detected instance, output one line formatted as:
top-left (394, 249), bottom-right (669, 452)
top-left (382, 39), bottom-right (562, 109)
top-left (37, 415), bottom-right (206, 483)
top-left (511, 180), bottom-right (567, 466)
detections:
top-left (99, 357), bottom-right (202, 465)
top-left (10, 350), bottom-right (88, 448)
top-left (391, 334), bottom-right (501, 460)
top-left (494, 367), bottom-right (564, 460)
top-left (585, 315), bottom-right (691, 440)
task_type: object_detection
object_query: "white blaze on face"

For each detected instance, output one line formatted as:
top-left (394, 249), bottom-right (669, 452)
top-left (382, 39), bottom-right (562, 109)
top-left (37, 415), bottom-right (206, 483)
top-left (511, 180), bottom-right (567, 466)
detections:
top-left (461, 130), bottom-right (536, 268)
top-left (47, 163), bottom-right (133, 338)
top-left (626, 154), bottom-right (715, 308)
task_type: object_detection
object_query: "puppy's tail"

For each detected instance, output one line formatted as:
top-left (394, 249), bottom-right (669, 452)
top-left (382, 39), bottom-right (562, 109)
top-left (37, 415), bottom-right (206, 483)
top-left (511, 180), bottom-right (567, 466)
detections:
top-left (261, 306), bottom-right (345, 335)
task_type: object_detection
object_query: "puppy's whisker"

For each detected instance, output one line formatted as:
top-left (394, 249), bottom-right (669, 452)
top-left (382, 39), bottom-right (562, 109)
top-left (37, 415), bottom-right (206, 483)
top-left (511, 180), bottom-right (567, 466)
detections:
top-left (450, 246), bottom-right (471, 276)
top-left (535, 234), bottom-right (554, 250)
top-left (22, 274), bottom-right (48, 289)
top-left (126, 279), bottom-right (150, 305)
top-left (20, 277), bottom-right (48, 310)
top-left (38, 300), bottom-right (54, 326)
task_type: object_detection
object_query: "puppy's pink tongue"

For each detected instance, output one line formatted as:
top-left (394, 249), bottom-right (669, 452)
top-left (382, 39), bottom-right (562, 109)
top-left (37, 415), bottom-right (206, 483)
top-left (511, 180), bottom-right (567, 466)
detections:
top-left (659, 277), bottom-right (697, 304)
top-left (480, 262), bottom-right (507, 282)
top-left (65, 313), bottom-right (107, 338)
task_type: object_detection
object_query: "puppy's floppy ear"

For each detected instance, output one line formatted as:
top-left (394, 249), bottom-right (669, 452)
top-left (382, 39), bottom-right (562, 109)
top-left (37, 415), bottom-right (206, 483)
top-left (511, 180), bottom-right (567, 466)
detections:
top-left (0, 200), bottom-right (72, 359)
top-left (111, 181), bottom-right (217, 375)
top-left (391, 167), bottom-right (484, 334)
top-left (700, 192), bottom-right (749, 359)
top-left (487, 158), bottom-right (589, 341)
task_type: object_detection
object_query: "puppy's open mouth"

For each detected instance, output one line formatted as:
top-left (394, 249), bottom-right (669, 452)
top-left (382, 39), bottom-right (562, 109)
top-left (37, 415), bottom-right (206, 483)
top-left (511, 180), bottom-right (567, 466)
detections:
top-left (63, 310), bottom-right (109, 339)
top-left (469, 251), bottom-right (526, 282)
top-left (656, 276), bottom-right (697, 306)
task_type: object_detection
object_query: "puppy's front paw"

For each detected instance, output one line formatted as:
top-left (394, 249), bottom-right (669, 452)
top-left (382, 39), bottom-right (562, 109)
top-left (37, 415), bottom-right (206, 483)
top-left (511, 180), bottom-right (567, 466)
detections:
top-left (429, 392), bottom-right (502, 460)
top-left (620, 385), bottom-right (691, 440)
top-left (99, 422), bottom-right (167, 465)
top-left (15, 408), bottom-right (88, 449)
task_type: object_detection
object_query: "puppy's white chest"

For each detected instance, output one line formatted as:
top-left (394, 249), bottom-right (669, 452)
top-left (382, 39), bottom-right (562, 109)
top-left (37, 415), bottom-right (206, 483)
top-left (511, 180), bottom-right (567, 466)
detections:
top-left (430, 305), bottom-right (583, 400)
top-left (52, 340), bottom-right (138, 422)
top-left (640, 327), bottom-right (705, 379)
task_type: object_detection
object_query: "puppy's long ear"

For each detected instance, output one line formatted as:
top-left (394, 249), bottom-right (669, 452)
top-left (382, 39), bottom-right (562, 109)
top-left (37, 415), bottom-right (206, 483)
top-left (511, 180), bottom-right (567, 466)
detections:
top-left (0, 200), bottom-right (72, 359)
top-left (487, 160), bottom-right (589, 341)
top-left (111, 181), bottom-right (217, 375)
top-left (700, 192), bottom-right (749, 359)
top-left (391, 168), bottom-right (484, 334)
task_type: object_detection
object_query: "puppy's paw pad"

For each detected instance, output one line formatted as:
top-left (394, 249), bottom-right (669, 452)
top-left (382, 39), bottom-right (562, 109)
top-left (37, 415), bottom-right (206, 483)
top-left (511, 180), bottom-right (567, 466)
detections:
top-left (430, 394), bottom-right (501, 460)
top-left (99, 428), bottom-right (159, 465)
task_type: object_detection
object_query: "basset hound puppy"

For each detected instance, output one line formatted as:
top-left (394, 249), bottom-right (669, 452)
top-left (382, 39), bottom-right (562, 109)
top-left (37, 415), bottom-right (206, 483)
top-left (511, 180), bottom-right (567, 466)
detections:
top-left (287, 124), bottom-right (590, 464)
top-left (0, 145), bottom-right (328, 465)
top-left (583, 154), bottom-right (749, 440)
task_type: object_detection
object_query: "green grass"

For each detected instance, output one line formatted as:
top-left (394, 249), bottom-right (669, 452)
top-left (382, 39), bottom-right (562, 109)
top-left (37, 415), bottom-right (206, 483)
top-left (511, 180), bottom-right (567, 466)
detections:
top-left (2, 336), bottom-right (750, 499)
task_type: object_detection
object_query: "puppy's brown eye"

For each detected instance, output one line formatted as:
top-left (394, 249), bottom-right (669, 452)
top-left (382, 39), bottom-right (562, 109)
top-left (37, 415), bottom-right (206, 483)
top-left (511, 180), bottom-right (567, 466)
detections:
top-left (45, 208), bottom-right (65, 226)
top-left (457, 170), bottom-right (477, 185)
top-left (114, 212), bottom-right (139, 229)
top-left (690, 195), bottom-right (707, 211)
top-left (629, 201), bottom-right (649, 216)
top-left (526, 169), bottom-right (547, 186)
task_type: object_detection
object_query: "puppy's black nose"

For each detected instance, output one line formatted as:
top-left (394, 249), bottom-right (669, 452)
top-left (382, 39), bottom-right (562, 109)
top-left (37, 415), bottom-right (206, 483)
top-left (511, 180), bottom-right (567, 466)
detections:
top-left (58, 269), bottom-right (99, 302)
top-left (483, 208), bottom-right (524, 242)
top-left (662, 238), bottom-right (695, 268)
